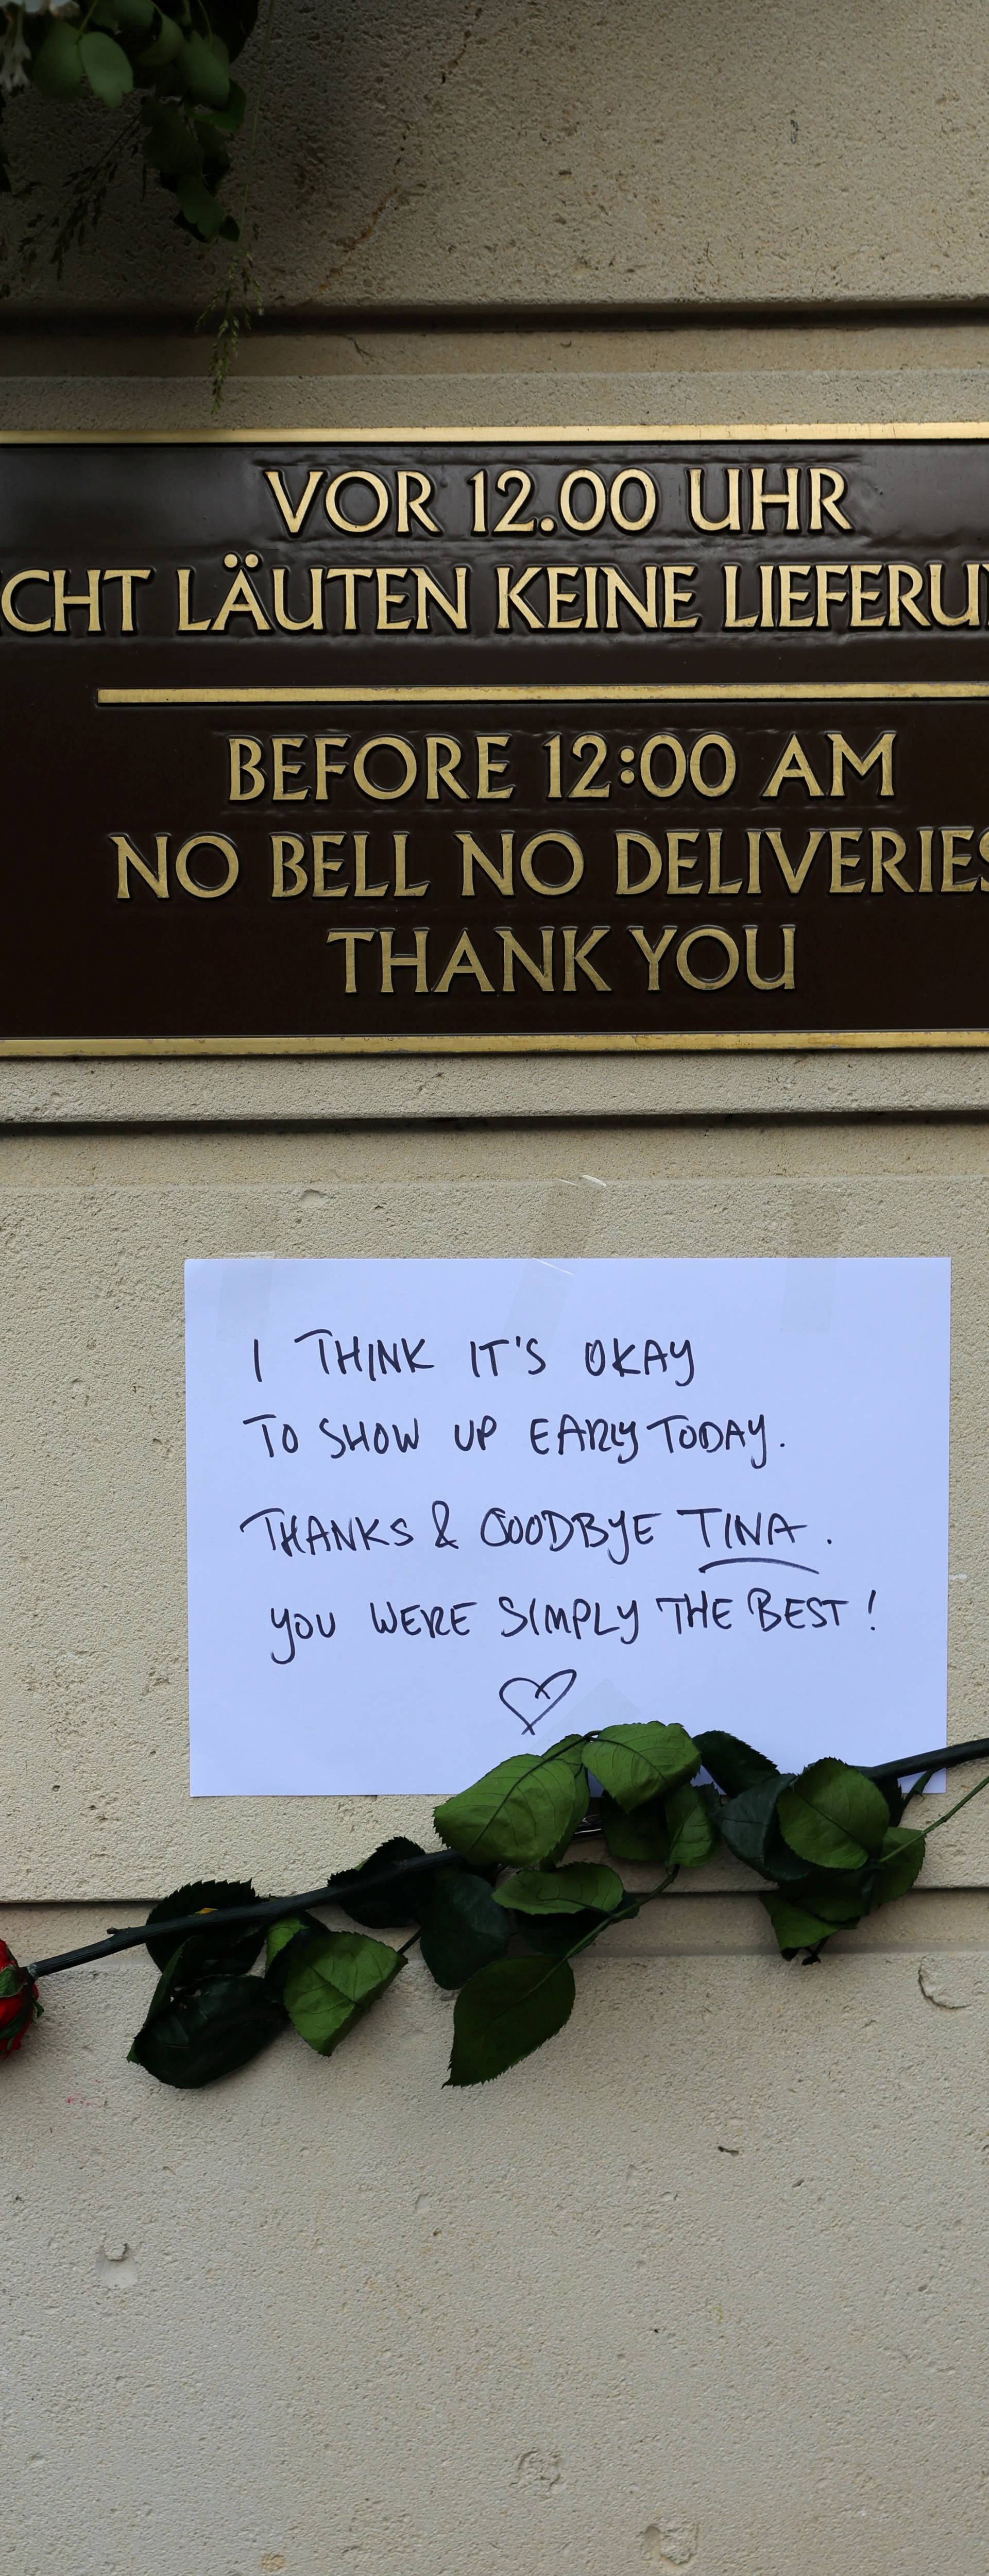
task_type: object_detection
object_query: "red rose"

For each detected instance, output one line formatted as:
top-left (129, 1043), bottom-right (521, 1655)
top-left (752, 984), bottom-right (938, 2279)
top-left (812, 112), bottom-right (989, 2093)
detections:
top-left (0, 1940), bottom-right (40, 2057)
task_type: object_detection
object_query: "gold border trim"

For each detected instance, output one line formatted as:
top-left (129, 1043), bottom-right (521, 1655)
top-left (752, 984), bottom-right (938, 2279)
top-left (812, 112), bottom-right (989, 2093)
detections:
top-left (100, 681), bottom-right (989, 707)
top-left (6, 423), bottom-right (989, 443)
top-left (3, 1030), bottom-right (989, 1058)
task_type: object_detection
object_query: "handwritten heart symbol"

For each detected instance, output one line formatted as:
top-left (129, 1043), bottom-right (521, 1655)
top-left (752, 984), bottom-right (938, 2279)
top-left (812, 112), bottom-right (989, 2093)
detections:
top-left (499, 1669), bottom-right (578, 1737)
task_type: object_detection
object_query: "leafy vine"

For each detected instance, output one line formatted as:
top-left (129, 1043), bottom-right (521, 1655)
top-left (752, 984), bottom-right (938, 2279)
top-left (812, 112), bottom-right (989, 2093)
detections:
top-left (3, 1722), bottom-right (987, 2091)
top-left (0, 0), bottom-right (275, 401)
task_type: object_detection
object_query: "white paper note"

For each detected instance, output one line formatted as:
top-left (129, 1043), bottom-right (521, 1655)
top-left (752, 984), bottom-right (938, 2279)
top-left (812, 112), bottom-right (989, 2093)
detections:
top-left (184, 1256), bottom-right (950, 1794)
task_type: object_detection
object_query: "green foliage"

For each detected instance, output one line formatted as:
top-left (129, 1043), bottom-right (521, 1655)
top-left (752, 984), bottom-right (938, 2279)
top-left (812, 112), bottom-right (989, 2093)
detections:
top-left (281, 1931), bottom-right (403, 2057)
top-left (142, 1878), bottom-right (263, 1975)
top-left (494, 1862), bottom-right (625, 1916)
top-left (776, 1759), bottom-right (891, 1871)
top-left (4, 0), bottom-right (271, 400)
top-left (128, 1942), bottom-right (284, 2087)
top-left (448, 1956), bottom-right (577, 2088)
top-left (50, 1722), bottom-right (964, 2095)
top-left (434, 1737), bottom-right (589, 1867)
top-left (695, 1729), bottom-right (779, 1797)
top-left (589, 1721), bottom-right (700, 1810)
top-left (418, 1871), bottom-right (509, 1988)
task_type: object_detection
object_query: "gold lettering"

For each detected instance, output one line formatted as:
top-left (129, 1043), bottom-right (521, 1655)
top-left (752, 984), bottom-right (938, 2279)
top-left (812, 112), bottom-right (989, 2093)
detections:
top-left (545, 566), bottom-right (583, 630)
top-left (325, 930), bottom-right (375, 991)
top-left (325, 470), bottom-right (389, 533)
top-left (941, 826), bottom-right (978, 891)
top-left (174, 834), bottom-right (239, 898)
top-left (809, 468), bottom-right (851, 532)
top-left (434, 931), bottom-right (494, 994)
top-left (264, 467), bottom-right (323, 535)
top-left (477, 736), bottom-right (513, 800)
top-left (745, 923), bottom-right (795, 989)
top-left (496, 565), bottom-right (543, 631)
top-left (828, 730), bottom-right (895, 796)
top-left (425, 737), bottom-right (468, 801)
top-left (353, 833), bottom-right (389, 899)
top-left (397, 470), bottom-right (439, 535)
top-left (212, 567), bottom-right (269, 633)
top-left (870, 829), bottom-right (912, 893)
top-left (394, 832), bottom-right (429, 897)
top-left (324, 568), bottom-right (372, 631)
top-left (376, 568), bottom-right (411, 632)
top-left (829, 829), bottom-right (866, 894)
top-left (763, 735), bottom-right (824, 798)
top-left (616, 832), bottom-right (662, 895)
top-left (52, 568), bottom-right (101, 632)
top-left (228, 738), bottom-right (265, 801)
top-left (888, 564), bottom-right (929, 628)
top-left (459, 831), bottom-right (514, 896)
top-left (312, 835), bottom-right (347, 896)
top-left (271, 567), bottom-right (322, 632)
top-left (114, 832), bottom-right (168, 899)
top-left (663, 566), bottom-right (698, 629)
top-left (688, 466), bottom-right (741, 532)
top-left (604, 565), bottom-right (658, 629)
top-left (352, 736), bottom-right (417, 800)
top-left (676, 926), bottom-right (740, 989)
top-left (1, 569), bottom-right (52, 632)
top-left (628, 924), bottom-right (677, 988)
top-left (929, 561), bottom-right (980, 627)
top-left (849, 564), bottom-right (884, 629)
top-left (723, 565), bottom-right (757, 630)
top-left (519, 832), bottom-right (584, 895)
top-left (315, 737), bottom-right (348, 799)
top-left (379, 929), bottom-right (429, 993)
top-left (560, 925), bottom-right (610, 991)
top-left (272, 738), bottom-right (307, 802)
top-left (750, 466), bottom-right (799, 532)
top-left (667, 831), bottom-right (703, 895)
top-left (414, 565), bottom-right (468, 631)
top-left (272, 835), bottom-right (308, 897)
top-left (497, 928), bottom-right (555, 992)
top-left (777, 564), bottom-right (813, 629)
top-left (814, 564), bottom-right (848, 626)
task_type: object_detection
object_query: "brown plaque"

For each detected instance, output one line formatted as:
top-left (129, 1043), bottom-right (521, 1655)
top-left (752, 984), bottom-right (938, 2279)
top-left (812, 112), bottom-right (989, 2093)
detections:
top-left (5, 425), bottom-right (989, 1053)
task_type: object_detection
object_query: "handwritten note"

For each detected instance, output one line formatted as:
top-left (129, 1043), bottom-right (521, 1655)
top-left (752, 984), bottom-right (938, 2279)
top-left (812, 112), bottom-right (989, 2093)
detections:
top-left (184, 1256), bottom-right (950, 1794)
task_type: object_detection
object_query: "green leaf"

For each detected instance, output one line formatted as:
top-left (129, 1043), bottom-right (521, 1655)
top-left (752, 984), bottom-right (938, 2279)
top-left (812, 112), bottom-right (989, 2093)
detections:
top-left (589, 1721), bottom-right (700, 1811)
top-left (142, 99), bottom-right (201, 175)
top-left (129, 1975), bottom-right (285, 2087)
top-left (695, 1728), bottom-right (779, 1797)
top-left (871, 1824), bottom-right (926, 1906)
top-left (176, 170), bottom-right (227, 237)
top-left (418, 1872), bottom-right (509, 1987)
top-left (494, 1862), bottom-right (624, 1916)
top-left (448, 1955), bottom-right (576, 2087)
top-left (201, 74), bottom-right (245, 135)
top-left (93, 0), bottom-right (155, 25)
top-left (263, 1909), bottom-right (326, 1996)
top-left (599, 1789), bottom-right (668, 1861)
top-left (282, 1931), bottom-right (403, 2057)
top-left (335, 1837), bottom-right (436, 1929)
top-left (139, 9), bottom-right (183, 66)
top-left (720, 1776), bottom-right (808, 1882)
top-left (777, 1759), bottom-right (891, 1871)
top-left (79, 30), bottom-right (133, 105)
top-left (434, 1737), bottom-right (588, 1868)
top-left (762, 1872), bottom-right (868, 1955)
top-left (180, 28), bottom-right (229, 106)
top-left (30, 22), bottom-right (83, 97)
top-left (143, 1879), bottom-right (262, 1976)
top-left (662, 1781), bottom-right (721, 1868)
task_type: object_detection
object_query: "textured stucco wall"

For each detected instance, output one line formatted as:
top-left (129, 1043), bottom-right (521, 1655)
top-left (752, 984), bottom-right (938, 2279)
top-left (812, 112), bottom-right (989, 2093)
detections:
top-left (5, 0), bottom-right (989, 315)
top-left (6, 4), bottom-right (989, 2562)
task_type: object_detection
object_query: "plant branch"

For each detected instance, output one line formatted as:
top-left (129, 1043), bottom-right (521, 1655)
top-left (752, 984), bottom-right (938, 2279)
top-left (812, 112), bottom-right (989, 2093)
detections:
top-left (23, 1850), bottom-right (459, 1980)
